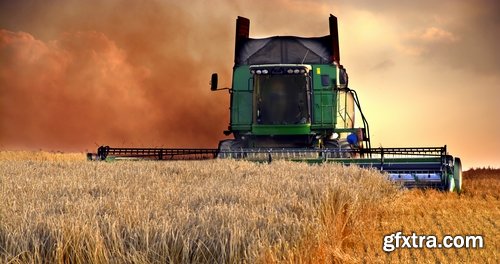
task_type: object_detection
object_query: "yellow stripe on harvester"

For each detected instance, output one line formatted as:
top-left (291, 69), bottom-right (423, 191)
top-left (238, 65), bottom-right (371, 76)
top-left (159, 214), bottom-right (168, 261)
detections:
top-left (316, 67), bottom-right (321, 74)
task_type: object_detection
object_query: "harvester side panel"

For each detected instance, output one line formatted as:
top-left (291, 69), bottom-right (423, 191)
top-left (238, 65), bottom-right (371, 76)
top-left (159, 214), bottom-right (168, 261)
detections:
top-left (311, 65), bottom-right (337, 128)
top-left (231, 66), bottom-right (253, 131)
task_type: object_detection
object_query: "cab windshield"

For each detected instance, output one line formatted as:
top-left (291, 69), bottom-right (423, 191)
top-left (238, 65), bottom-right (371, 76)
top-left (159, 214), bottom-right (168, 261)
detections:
top-left (254, 74), bottom-right (309, 125)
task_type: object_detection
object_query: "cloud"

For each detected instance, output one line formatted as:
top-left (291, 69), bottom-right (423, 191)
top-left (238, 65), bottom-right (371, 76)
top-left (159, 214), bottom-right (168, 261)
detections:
top-left (400, 27), bottom-right (458, 56)
top-left (371, 59), bottom-right (395, 70)
top-left (0, 30), bottom-right (156, 150)
top-left (0, 0), bottom-right (235, 151)
top-left (345, 0), bottom-right (500, 74)
top-left (418, 27), bottom-right (458, 43)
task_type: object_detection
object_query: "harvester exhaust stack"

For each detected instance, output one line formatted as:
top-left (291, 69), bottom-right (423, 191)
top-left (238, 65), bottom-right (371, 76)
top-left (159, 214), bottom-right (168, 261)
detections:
top-left (329, 14), bottom-right (340, 64)
top-left (234, 16), bottom-right (250, 65)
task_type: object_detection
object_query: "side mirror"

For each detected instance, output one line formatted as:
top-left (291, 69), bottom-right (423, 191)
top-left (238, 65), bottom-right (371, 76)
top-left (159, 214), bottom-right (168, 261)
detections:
top-left (210, 73), bottom-right (218, 91)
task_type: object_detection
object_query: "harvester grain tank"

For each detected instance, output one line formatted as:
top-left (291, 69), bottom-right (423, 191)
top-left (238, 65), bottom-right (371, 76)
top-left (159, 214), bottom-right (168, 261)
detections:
top-left (89, 15), bottom-right (462, 192)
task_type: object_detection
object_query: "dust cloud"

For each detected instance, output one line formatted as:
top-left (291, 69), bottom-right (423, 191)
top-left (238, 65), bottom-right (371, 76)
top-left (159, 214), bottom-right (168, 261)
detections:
top-left (0, 1), bottom-right (234, 151)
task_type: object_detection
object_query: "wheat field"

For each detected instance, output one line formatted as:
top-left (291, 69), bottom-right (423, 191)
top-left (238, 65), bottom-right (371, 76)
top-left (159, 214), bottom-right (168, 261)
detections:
top-left (346, 168), bottom-right (499, 263)
top-left (0, 151), bottom-right (498, 263)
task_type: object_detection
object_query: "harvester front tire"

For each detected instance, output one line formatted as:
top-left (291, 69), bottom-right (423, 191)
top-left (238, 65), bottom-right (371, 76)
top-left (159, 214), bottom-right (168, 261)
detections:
top-left (338, 139), bottom-right (352, 158)
top-left (324, 140), bottom-right (340, 158)
top-left (324, 139), bottom-right (352, 158)
top-left (447, 175), bottom-right (455, 192)
top-left (217, 139), bottom-right (246, 159)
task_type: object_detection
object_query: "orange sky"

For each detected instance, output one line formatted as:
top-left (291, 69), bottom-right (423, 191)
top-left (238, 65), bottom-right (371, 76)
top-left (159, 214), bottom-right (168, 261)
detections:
top-left (0, 0), bottom-right (499, 168)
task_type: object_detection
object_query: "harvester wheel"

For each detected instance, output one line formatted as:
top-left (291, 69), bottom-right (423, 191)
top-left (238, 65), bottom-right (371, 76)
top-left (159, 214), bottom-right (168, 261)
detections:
top-left (338, 139), bottom-right (352, 158)
top-left (323, 139), bottom-right (352, 158)
top-left (446, 174), bottom-right (455, 192)
top-left (323, 140), bottom-right (340, 158)
top-left (453, 157), bottom-right (462, 193)
top-left (217, 139), bottom-right (246, 159)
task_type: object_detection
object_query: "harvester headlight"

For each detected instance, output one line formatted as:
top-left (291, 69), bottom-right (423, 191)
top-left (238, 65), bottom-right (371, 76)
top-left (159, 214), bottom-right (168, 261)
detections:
top-left (256, 70), bottom-right (262, 74)
top-left (287, 69), bottom-right (294, 74)
top-left (330, 133), bottom-right (339, 139)
top-left (262, 69), bottom-right (269, 74)
top-left (293, 69), bottom-right (300, 74)
top-left (300, 69), bottom-right (305, 73)
top-left (250, 70), bottom-right (255, 74)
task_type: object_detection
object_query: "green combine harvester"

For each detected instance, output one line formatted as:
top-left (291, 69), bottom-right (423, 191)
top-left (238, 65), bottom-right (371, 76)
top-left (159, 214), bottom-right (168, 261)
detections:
top-left (89, 15), bottom-right (462, 192)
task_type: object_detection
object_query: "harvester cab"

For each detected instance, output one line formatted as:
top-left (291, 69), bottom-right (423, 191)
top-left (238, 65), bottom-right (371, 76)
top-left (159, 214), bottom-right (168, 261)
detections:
top-left (212, 15), bottom-right (369, 154)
